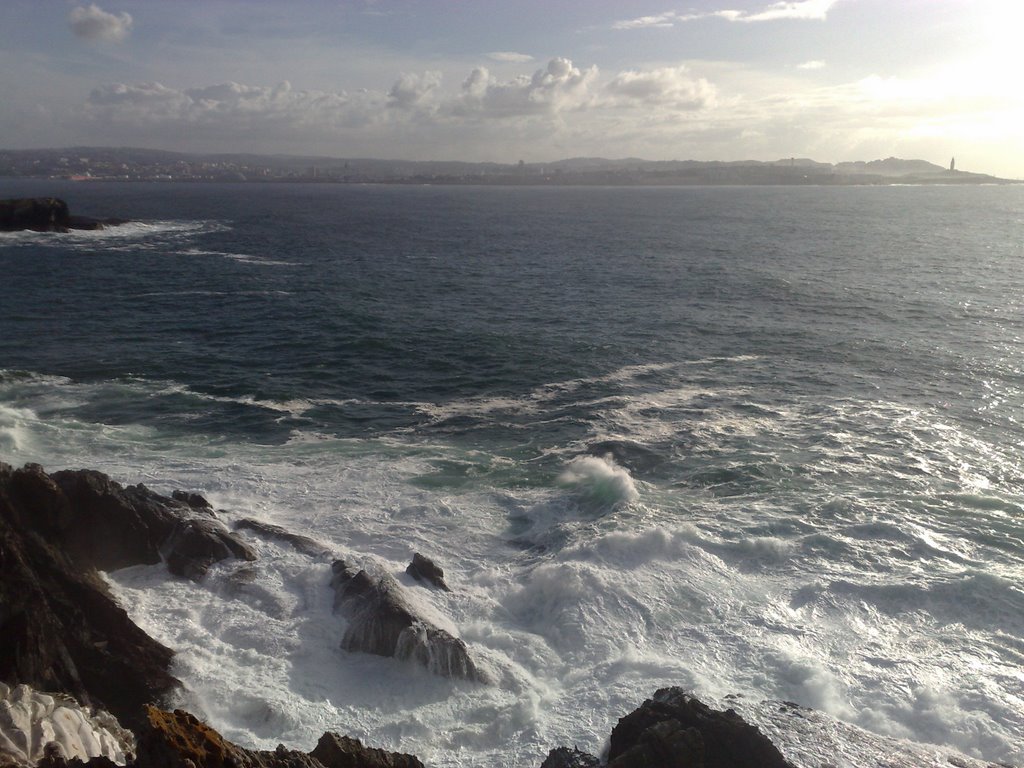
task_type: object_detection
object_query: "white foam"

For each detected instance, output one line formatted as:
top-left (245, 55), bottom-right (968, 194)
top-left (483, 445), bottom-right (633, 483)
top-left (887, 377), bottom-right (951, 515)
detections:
top-left (557, 455), bottom-right (639, 506)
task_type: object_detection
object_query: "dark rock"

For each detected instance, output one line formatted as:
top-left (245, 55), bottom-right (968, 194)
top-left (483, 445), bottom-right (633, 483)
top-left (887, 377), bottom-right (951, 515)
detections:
top-left (330, 560), bottom-right (485, 682)
top-left (162, 518), bottom-right (256, 580)
top-left (171, 492), bottom-right (215, 514)
top-left (135, 708), bottom-right (423, 768)
top-left (0, 199), bottom-right (127, 233)
top-left (235, 519), bottom-right (331, 558)
top-left (539, 747), bottom-right (601, 768)
top-left (606, 688), bottom-right (794, 768)
top-left (310, 732), bottom-right (424, 768)
top-left (49, 468), bottom-right (252, 578)
top-left (0, 198), bottom-right (70, 232)
top-left (0, 463), bottom-right (179, 733)
top-left (405, 553), bottom-right (450, 592)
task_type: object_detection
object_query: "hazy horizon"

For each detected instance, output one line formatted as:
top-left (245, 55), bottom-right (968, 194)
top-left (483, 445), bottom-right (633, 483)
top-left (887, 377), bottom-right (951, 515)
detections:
top-left (2, 1), bottom-right (1022, 178)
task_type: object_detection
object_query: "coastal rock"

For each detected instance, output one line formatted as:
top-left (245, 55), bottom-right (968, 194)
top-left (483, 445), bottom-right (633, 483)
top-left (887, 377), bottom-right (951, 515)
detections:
top-left (0, 463), bottom-right (179, 732)
top-left (47, 467), bottom-right (254, 577)
top-left (235, 519), bottom-right (332, 558)
top-left (170, 492), bottom-right (215, 514)
top-left (538, 747), bottom-right (601, 768)
top-left (330, 560), bottom-right (485, 682)
top-left (135, 708), bottom-right (423, 768)
top-left (162, 518), bottom-right (256, 580)
top-left (0, 198), bottom-right (127, 233)
top-left (0, 683), bottom-right (133, 768)
top-left (310, 732), bottom-right (424, 768)
top-left (605, 688), bottom-right (794, 768)
top-left (405, 553), bottom-right (450, 592)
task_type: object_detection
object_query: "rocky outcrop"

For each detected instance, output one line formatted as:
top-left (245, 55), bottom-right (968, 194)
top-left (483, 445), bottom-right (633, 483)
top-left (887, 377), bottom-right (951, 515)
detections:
top-left (235, 519), bottom-right (332, 558)
top-left (0, 463), bottom-right (255, 731)
top-left (541, 687), bottom-right (795, 768)
top-left (538, 747), bottom-right (601, 768)
top-left (330, 560), bottom-right (485, 682)
top-left (404, 553), bottom-right (450, 592)
top-left (0, 465), bottom-right (179, 732)
top-left (0, 199), bottom-right (127, 233)
top-left (43, 466), bottom-right (255, 578)
top-left (134, 707), bottom-right (423, 768)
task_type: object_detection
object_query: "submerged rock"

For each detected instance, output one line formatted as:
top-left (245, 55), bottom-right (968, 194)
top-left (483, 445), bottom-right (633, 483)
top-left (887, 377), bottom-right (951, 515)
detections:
top-left (405, 553), bottom-right (450, 592)
top-left (330, 560), bottom-right (485, 682)
top-left (235, 519), bottom-right (332, 558)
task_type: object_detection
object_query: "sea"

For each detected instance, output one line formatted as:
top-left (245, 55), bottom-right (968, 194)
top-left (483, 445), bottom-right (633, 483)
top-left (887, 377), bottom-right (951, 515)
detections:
top-left (1, 179), bottom-right (1023, 768)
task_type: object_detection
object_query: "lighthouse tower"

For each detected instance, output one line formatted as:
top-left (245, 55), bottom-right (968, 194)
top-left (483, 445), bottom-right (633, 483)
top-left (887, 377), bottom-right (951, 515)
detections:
top-left (950, 157), bottom-right (955, 172)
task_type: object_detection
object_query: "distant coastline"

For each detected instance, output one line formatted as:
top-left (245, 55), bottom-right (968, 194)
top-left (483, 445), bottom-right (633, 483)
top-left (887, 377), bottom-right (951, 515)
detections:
top-left (0, 147), bottom-right (1017, 186)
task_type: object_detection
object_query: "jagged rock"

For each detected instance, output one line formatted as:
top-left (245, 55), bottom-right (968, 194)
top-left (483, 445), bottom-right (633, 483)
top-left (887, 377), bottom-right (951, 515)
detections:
top-left (0, 463), bottom-right (257, 729)
top-left (605, 688), bottom-right (794, 768)
top-left (136, 708), bottom-right (422, 768)
top-left (538, 746), bottom-right (601, 768)
top-left (45, 467), bottom-right (254, 578)
top-left (405, 553), bottom-right (450, 592)
top-left (0, 199), bottom-right (126, 233)
top-left (170, 492), bottom-right (214, 514)
top-left (235, 520), bottom-right (331, 558)
top-left (330, 560), bottom-right (485, 682)
top-left (310, 732), bottom-right (424, 768)
top-left (0, 683), bottom-right (133, 767)
top-left (0, 464), bottom-right (179, 732)
top-left (162, 519), bottom-right (255, 580)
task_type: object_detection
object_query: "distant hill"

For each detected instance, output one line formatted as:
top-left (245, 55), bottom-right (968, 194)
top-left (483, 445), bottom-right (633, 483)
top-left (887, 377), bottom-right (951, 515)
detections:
top-left (0, 147), bottom-right (1014, 185)
top-left (835, 157), bottom-right (949, 176)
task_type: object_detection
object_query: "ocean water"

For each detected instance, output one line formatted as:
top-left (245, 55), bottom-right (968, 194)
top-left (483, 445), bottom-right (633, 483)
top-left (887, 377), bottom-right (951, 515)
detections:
top-left (1, 179), bottom-right (1023, 767)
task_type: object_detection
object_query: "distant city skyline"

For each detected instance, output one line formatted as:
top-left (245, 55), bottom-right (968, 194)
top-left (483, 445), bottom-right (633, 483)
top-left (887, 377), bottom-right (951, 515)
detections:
top-left (2, 0), bottom-right (1021, 178)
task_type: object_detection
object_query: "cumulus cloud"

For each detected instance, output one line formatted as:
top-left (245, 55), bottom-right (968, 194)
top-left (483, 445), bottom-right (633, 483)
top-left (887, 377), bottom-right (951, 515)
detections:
top-left (455, 58), bottom-right (598, 117)
top-left (797, 60), bottom-right (827, 69)
top-left (388, 71), bottom-right (442, 109)
top-left (69, 3), bottom-right (133, 42)
top-left (78, 57), bottom-right (730, 159)
top-left (605, 65), bottom-right (716, 109)
top-left (487, 51), bottom-right (534, 63)
top-left (613, 0), bottom-right (839, 29)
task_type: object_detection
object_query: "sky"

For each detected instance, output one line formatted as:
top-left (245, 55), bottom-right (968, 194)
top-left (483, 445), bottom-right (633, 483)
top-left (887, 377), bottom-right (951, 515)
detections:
top-left (1, 0), bottom-right (1022, 177)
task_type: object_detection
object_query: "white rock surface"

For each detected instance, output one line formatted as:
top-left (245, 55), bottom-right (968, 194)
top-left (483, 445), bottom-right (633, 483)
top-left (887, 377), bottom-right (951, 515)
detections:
top-left (0, 683), bottom-right (134, 766)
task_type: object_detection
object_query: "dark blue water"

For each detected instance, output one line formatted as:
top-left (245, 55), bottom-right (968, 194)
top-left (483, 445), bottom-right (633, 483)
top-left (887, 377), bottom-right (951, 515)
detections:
top-left (2, 180), bottom-right (1024, 766)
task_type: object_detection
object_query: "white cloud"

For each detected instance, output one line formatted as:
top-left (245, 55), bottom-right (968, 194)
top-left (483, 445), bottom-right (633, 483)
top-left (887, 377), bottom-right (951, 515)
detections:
top-left (454, 58), bottom-right (598, 118)
top-left (797, 60), bottom-right (827, 70)
top-left (740, 0), bottom-right (839, 22)
top-left (605, 66), bottom-right (716, 109)
top-left (612, 12), bottom-right (686, 30)
top-left (486, 52), bottom-right (534, 63)
top-left (68, 3), bottom-right (133, 42)
top-left (613, 0), bottom-right (839, 29)
top-left (388, 71), bottom-right (442, 109)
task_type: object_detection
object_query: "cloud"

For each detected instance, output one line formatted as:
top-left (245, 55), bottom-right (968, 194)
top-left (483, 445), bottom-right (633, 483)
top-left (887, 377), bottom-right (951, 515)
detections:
top-left (68, 3), bottom-right (133, 42)
top-left (740, 0), bottom-right (839, 22)
top-left (388, 71), bottom-right (442, 109)
top-left (613, 0), bottom-right (839, 29)
top-left (455, 58), bottom-right (598, 117)
top-left (605, 66), bottom-right (716, 109)
top-left (487, 52), bottom-right (534, 63)
top-left (612, 12), bottom-right (688, 30)
top-left (797, 60), bottom-right (827, 70)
